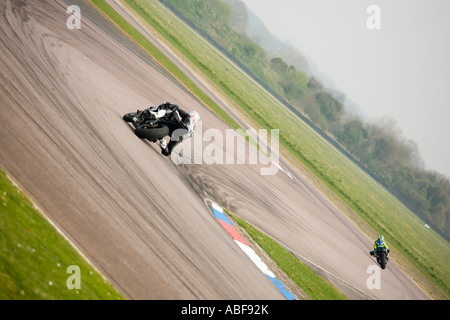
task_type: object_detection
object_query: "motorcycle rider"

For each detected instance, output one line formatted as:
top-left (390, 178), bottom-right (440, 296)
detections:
top-left (144, 102), bottom-right (200, 156)
top-left (370, 235), bottom-right (390, 258)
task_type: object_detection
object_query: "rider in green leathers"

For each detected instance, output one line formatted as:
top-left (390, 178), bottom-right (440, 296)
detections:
top-left (370, 235), bottom-right (390, 258)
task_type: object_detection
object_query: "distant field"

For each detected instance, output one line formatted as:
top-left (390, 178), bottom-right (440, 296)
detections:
top-left (91, 0), bottom-right (449, 298)
top-left (0, 168), bottom-right (124, 299)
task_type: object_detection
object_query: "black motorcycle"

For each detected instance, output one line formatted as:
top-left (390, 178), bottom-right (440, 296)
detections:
top-left (123, 109), bottom-right (171, 141)
top-left (375, 247), bottom-right (389, 269)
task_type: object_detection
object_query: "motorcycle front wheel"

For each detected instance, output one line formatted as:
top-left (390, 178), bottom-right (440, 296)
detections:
top-left (123, 113), bottom-right (137, 122)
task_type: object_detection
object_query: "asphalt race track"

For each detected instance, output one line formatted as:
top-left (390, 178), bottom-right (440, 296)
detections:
top-left (0, 0), bottom-right (430, 300)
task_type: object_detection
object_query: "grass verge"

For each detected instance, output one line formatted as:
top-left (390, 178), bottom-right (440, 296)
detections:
top-left (0, 168), bottom-right (124, 299)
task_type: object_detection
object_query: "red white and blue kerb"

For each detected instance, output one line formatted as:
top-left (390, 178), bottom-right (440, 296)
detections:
top-left (211, 202), bottom-right (295, 300)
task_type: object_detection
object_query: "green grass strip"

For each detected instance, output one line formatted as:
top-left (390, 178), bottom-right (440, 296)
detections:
top-left (229, 212), bottom-right (348, 300)
top-left (0, 168), bottom-right (124, 299)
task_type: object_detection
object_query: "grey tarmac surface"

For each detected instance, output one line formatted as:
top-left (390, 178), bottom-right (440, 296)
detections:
top-left (0, 0), bottom-right (430, 300)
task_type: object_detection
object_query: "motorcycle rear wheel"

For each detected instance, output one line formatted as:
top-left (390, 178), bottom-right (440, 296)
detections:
top-left (380, 255), bottom-right (387, 269)
top-left (134, 125), bottom-right (169, 141)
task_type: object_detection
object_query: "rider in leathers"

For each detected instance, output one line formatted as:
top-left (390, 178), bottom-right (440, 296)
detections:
top-left (145, 102), bottom-right (199, 156)
top-left (370, 235), bottom-right (390, 259)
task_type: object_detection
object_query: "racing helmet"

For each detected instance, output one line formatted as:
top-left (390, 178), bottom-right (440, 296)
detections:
top-left (189, 111), bottom-right (200, 124)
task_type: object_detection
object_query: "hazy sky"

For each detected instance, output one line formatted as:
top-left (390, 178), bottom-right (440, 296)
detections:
top-left (242, 0), bottom-right (450, 179)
